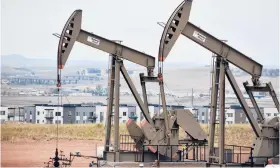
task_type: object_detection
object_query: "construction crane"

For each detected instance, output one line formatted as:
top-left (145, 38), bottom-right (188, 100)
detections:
top-left (158, 0), bottom-right (279, 166)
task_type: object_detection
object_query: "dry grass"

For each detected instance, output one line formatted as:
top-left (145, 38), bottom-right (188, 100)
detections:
top-left (1, 123), bottom-right (254, 146)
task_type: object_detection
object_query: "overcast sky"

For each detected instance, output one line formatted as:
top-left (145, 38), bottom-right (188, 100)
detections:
top-left (1, 0), bottom-right (279, 66)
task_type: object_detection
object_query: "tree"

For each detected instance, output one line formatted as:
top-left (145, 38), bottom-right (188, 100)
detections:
top-left (96, 85), bottom-right (103, 96)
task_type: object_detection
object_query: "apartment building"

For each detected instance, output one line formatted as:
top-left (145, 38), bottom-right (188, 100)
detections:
top-left (127, 104), bottom-right (137, 121)
top-left (62, 103), bottom-right (112, 124)
top-left (95, 105), bottom-right (107, 124)
top-left (7, 107), bottom-right (16, 121)
top-left (24, 104), bottom-right (63, 124)
top-left (24, 106), bottom-right (35, 123)
top-left (263, 107), bottom-right (279, 117)
top-left (6, 107), bottom-right (24, 121)
top-left (77, 105), bottom-right (99, 124)
top-left (135, 105), bottom-right (155, 123)
top-left (223, 105), bottom-right (276, 124)
top-left (135, 104), bottom-right (185, 123)
top-left (62, 104), bottom-right (97, 124)
top-left (0, 106), bottom-right (8, 123)
top-left (15, 103), bottom-right (277, 125)
top-left (119, 104), bottom-right (136, 124)
top-left (193, 106), bottom-right (210, 124)
top-left (186, 105), bottom-right (267, 124)
top-left (224, 105), bottom-right (245, 124)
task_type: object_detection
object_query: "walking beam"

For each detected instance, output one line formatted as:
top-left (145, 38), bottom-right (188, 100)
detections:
top-left (159, 1), bottom-right (262, 79)
top-left (57, 10), bottom-right (155, 75)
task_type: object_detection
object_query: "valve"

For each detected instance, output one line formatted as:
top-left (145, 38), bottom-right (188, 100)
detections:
top-left (89, 161), bottom-right (95, 167)
top-left (147, 68), bottom-right (154, 77)
top-left (56, 80), bottom-right (61, 88)
top-left (53, 148), bottom-right (60, 167)
top-left (157, 73), bottom-right (163, 81)
top-left (252, 76), bottom-right (261, 86)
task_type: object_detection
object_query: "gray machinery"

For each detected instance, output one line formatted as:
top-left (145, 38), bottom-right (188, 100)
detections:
top-left (158, 0), bottom-right (279, 166)
top-left (56, 9), bottom-right (207, 163)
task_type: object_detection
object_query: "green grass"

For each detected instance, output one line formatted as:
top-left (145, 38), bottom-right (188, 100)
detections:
top-left (1, 123), bottom-right (254, 146)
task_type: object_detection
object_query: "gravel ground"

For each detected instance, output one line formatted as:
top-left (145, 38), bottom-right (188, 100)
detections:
top-left (1, 95), bottom-right (276, 108)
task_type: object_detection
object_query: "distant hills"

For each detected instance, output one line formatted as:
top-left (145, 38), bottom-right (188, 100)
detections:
top-left (1, 54), bottom-right (108, 69)
top-left (1, 54), bottom-right (278, 70)
top-left (1, 54), bottom-right (207, 69)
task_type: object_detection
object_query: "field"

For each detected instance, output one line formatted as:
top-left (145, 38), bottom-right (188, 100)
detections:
top-left (1, 123), bottom-right (255, 145)
top-left (1, 123), bottom-right (255, 167)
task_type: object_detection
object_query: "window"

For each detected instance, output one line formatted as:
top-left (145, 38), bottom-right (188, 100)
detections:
top-left (201, 120), bottom-right (205, 124)
top-left (123, 112), bottom-right (127, 116)
top-left (43, 112), bottom-right (44, 114)
top-left (83, 112), bottom-right (86, 116)
top-left (274, 113), bottom-right (278, 116)
top-left (76, 120), bottom-right (79, 124)
top-left (55, 120), bottom-right (61, 124)
top-left (201, 112), bottom-right (205, 116)
top-left (267, 113), bottom-right (271, 117)
top-left (37, 111), bottom-right (40, 115)
top-left (0, 111), bottom-right (5, 115)
top-left (30, 119), bottom-right (32, 123)
top-left (37, 120), bottom-right (39, 124)
top-left (83, 120), bottom-right (86, 124)
top-left (89, 112), bottom-right (94, 116)
top-left (30, 111), bottom-right (32, 115)
top-left (227, 113), bottom-right (233, 117)
top-left (68, 111), bottom-right (72, 116)
top-left (42, 120), bottom-right (44, 123)
top-left (76, 112), bottom-right (79, 116)
top-left (100, 112), bottom-right (104, 122)
top-left (55, 112), bottom-right (61, 116)
top-left (140, 114), bottom-right (144, 120)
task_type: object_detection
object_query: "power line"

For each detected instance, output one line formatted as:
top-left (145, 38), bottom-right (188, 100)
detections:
top-left (163, 82), bottom-right (181, 106)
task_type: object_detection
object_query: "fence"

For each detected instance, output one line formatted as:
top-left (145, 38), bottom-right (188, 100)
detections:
top-left (119, 134), bottom-right (254, 165)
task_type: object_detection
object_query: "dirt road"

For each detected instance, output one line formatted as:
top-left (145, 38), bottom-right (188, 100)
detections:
top-left (1, 139), bottom-right (251, 167)
top-left (1, 140), bottom-right (103, 167)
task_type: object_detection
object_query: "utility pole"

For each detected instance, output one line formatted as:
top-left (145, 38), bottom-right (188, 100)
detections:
top-left (191, 88), bottom-right (194, 107)
top-left (18, 107), bottom-right (21, 122)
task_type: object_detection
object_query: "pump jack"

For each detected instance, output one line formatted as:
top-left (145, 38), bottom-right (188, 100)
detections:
top-left (53, 0), bottom-right (279, 167)
top-left (56, 9), bottom-right (207, 163)
top-left (158, 0), bottom-right (279, 166)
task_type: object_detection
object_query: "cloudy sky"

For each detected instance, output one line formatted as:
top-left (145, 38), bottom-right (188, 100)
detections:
top-left (1, 0), bottom-right (279, 66)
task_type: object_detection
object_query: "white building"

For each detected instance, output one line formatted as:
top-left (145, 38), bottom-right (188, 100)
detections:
top-left (0, 106), bottom-right (8, 123)
top-left (225, 109), bottom-right (235, 124)
top-left (16, 103), bottom-right (278, 125)
top-left (185, 106), bottom-right (210, 124)
top-left (95, 105), bottom-right (107, 124)
top-left (263, 107), bottom-right (279, 118)
top-left (135, 106), bottom-right (154, 123)
top-left (119, 106), bottom-right (129, 124)
top-left (24, 105), bottom-right (63, 124)
top-left (36, 106), bottom-right (63, 124)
